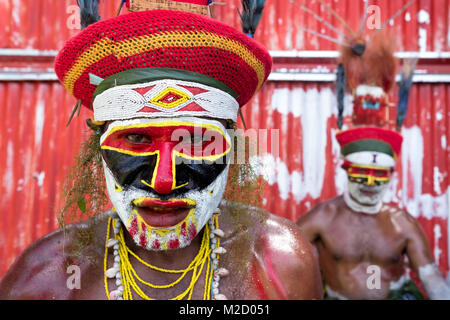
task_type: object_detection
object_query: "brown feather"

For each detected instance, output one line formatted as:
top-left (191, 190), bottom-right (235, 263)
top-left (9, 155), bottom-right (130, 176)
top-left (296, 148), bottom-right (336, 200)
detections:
top-left (339, 29), bottom-right (398, 94)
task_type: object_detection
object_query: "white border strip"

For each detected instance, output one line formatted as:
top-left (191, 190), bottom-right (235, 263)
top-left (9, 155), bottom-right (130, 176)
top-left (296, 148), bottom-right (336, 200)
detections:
top-left (0, 72), bottom-right (58, 81)
top-left (269, 50), bottom-right (450, 60)
top-left (1, 71), bottom-right (450, 83)
top-left (0, 48), bottom-right (59, 57)
top-left (268, 72), bottom-right (450, 83)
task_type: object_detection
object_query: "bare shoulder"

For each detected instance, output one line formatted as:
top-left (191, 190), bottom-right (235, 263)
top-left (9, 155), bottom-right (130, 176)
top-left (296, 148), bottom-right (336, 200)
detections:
top-left (297, 196), bottom-right (342, 224)
top-left (219, 201), bottom-right (323, 299)
top-left (382, 204), bottom-right (434, 268)
top-left (0, 213), bottom-right (109, 299)
top-left (383, 204), bottom-right (424, 234)
top-left (295, 196), bottom-right (343, 242)
top-left (262, 213), bottom-right (323, 299)
top-left (0, 225), bottom-right (72, 299)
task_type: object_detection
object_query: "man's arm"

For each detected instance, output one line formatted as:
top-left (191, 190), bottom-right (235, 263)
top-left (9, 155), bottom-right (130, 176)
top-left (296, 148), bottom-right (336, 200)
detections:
top-left (296, 200), bottom-right (337, 243)
top-left (0, 228), bottom-right (76, 299)
top-left (296, 205), bottom-right (322, 243)
top-left (402, 212), bottom-right (450, 300)
top-left (253, 215), bottom-right (323, 300)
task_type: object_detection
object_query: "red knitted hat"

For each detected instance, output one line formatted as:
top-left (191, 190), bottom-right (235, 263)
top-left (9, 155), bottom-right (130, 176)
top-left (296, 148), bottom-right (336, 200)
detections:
top-left (54, 7), bottom-right (272, 112)
top-left (336, 127), bottom-right (403, 159)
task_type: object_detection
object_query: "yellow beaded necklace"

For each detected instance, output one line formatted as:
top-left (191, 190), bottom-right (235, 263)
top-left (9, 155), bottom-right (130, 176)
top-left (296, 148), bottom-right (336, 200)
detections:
top-left (104, 215), bottom-right (220, 300)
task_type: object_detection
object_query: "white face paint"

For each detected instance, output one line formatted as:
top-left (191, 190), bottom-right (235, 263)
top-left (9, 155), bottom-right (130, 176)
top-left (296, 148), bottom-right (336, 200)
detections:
top-left (348, 180), bottom-right (390, 206)
top-left (101, 117), bottom-right (231, 251)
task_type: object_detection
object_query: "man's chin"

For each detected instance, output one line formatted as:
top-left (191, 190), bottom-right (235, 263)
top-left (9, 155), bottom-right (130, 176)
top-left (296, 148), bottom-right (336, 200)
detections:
top-left (353, 193), bottom-right (381, 206)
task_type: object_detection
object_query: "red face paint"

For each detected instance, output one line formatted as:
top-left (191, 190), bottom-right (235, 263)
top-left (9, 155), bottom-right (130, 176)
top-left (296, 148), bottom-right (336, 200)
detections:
top-left (342, 162), bottom-right (392, 186)
top-left (101, 122), bottom-right (231, 195)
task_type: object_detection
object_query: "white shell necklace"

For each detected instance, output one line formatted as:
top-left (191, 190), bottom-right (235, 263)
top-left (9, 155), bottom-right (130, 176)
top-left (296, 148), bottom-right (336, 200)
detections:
top-left (104, 208), bottom-right (229, 300)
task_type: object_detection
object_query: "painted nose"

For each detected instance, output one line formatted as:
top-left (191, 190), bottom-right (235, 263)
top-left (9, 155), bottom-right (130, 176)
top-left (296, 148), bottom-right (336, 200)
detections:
top-left (365, 175), bottom-right (376, 186)
top-left (141, 143), bottom-right (174, 195)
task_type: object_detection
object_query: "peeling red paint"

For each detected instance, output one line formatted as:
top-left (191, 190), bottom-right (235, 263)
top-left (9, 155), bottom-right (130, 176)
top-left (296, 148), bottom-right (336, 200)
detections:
top-left (0, 0), bottom-right (449, 281)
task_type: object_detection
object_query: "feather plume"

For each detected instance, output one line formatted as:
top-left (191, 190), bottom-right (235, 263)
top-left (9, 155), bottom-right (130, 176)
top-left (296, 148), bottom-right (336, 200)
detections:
top-left (397, 58), bottom-right (417, 129)
top-left (238, 0), bottom-right (266, 37)
top-left (339, 30), bottom-right (397, 94)
top-left (369, 0), bottom-right (416, 40)
top-left (77, 0), bottom-right (101, 30)
top-left (289, 0), bottom-right (351, 43)
top-left (316, 0), bottom-right (355, 38)
top-left (336, 64), bottom-right (346, 129)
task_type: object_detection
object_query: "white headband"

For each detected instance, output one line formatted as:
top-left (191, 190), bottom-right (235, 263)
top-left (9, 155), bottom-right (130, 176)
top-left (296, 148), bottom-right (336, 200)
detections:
top-left (93, 79), bottom-right (239, 122)
top-left (345, 151), bottom-right (395, 168)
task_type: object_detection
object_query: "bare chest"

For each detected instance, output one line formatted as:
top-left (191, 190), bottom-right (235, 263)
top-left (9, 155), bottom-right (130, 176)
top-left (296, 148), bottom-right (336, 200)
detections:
top-left (71, 242), bottom-right (257, 300)
top-left (319, 211), bottom-right (407, 264)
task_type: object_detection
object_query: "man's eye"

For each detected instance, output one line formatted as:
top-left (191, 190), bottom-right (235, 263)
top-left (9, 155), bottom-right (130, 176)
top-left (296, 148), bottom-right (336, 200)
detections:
top-left (125, 134), bottom-right (152, 144)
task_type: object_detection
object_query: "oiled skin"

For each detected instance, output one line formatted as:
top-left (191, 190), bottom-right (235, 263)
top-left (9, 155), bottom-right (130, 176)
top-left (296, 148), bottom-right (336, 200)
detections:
top-left (0, 202), bottom-right (322, 300)
top-left (297, 196), bottom-right (434, 300)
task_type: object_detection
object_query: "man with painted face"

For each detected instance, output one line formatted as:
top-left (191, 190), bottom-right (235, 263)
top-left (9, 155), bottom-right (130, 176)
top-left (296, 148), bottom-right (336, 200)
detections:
top-left (297, 126), bottom-right (450, 300)
top-left (0, 0), bottom-right (322, 300)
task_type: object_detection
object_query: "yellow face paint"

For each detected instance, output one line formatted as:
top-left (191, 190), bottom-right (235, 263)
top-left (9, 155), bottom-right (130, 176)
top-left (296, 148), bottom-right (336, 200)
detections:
top-left (101, 119), bottom-right (231, 195)
top-left (347, 164), bottom-right (392, 186)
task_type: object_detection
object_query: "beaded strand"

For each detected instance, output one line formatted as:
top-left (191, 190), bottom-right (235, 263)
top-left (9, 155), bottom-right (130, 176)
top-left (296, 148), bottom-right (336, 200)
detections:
top-left (104, 208), bottom-right (228, 300)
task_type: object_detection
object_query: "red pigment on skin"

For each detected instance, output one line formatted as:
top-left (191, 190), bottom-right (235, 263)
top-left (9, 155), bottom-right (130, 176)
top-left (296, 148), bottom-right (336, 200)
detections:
top-left (129, 215), bottom-right (139, 237)
top-left (180, 222), bottom-right (187, 237)
top-left (152, 238), bottom-right (160, 250)
top-left (250, 240), bottom-right (288, 300)
top-left (250, 262), bottom-right (270, 300)
top-left (139, 222), bottom-right (147, 247)
top-left (139, 233), bottom-right (147, 247)
top-left (263, 247), bottom-right (288, 300)
top-left (188, 223), bottom-right (197, 239)
top-left (168, 238), bottom-right (180, 249)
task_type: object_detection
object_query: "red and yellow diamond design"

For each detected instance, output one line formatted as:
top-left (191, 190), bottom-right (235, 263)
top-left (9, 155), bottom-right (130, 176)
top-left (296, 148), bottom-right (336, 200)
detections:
top-left (150, 87), bottom-right (190, 109)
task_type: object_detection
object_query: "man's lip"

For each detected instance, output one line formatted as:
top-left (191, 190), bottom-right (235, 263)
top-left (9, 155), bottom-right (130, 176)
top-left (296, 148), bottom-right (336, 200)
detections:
top-left (132, 198), bottom-right (195, 228)
top-left (360, 189), bottom-right (377, 195)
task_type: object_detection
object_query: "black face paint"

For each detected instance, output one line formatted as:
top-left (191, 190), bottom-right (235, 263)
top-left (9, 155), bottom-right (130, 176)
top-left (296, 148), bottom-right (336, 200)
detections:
top-left (102, 149), bottom-right (227, 197)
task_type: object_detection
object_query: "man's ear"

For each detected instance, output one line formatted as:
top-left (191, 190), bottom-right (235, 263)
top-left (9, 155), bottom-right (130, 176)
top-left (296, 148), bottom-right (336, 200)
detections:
top-left (86, 117), bottom-right (107, 133)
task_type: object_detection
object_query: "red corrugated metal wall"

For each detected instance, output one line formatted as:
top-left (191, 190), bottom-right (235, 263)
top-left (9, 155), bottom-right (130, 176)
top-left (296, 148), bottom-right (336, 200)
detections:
top-left (1, 0), bottom-right (449, 282)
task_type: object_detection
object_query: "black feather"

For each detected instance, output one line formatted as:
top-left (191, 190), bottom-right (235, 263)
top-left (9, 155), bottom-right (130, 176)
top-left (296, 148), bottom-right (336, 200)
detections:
top-left (66, 100), bottom-right (82, 127)
top-left (336, 64), bottom-right (346, 129)
top-left (396, 59), bottom-right (417, 129)
top-left (238, 0), bottom-right (266, 37)
top-left (77, 0), bottom-right (101, 30)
